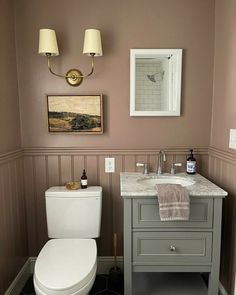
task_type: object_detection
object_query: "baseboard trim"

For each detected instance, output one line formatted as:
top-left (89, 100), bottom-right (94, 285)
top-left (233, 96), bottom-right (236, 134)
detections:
top-left (219, 281), bottom-right (228, 295)
top-left (4, 258), bottom-right (31, 295)
top-left (97, 256), bottom-right (124, 274)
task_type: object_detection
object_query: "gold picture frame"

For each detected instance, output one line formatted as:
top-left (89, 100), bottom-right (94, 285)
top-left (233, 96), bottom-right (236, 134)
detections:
top-left (47, 95), bottom-right (103, 134)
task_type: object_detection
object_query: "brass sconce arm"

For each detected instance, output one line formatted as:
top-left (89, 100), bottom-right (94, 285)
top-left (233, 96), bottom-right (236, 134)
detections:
top-left (39, 28), bottom-right (102, 86)
top-left (46, 53), bottom-right (95, 86)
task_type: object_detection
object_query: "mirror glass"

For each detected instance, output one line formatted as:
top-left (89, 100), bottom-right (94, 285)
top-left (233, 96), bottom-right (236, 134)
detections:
top-left (130, 49), bottom-right (183, 116)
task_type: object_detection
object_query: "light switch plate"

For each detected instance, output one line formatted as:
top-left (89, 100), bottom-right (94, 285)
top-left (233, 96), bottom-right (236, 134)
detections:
top-left (229, 129), bottom-right (236, 149)
top-left (105, 158), bottom-right (115, 173)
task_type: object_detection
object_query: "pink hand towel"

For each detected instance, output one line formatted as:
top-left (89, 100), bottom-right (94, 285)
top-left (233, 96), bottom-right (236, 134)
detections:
top-left (155, 183), bottom-right (190, 221)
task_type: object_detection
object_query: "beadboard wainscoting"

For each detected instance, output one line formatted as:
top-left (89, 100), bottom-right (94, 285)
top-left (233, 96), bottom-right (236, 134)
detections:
top-left (23, 147), bottom-right (208, 257)
top-left (208, 147), bottom-right (236, 294)
top-left (0, 150), bottom-right (28, 295)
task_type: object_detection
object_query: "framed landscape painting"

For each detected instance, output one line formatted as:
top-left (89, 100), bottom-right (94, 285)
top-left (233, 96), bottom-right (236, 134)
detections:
top-left (47, 95), bottom-right (103, 134)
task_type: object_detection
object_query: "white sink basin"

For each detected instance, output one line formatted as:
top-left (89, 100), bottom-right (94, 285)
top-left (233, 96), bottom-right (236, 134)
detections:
top-left (137, 176), bottom-right (195, 187)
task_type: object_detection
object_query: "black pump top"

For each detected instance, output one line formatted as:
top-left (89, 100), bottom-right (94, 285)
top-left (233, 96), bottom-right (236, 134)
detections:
top-left (188, 149), bottom-right (196, 161)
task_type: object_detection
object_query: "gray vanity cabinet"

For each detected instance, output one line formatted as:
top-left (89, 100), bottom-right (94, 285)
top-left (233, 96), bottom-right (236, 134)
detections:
top-left (123, 196), bottom-right (223, 295)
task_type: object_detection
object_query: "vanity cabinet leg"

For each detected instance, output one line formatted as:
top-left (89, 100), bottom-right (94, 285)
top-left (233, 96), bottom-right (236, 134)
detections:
top-left (124, 199), bottom-right (133, 295)
top-left (208, 271), bottom-right (220, 295)
top-left (124, 265), bottom-right (132, 295)
top-left (208, 199), bottom-right (222, 295)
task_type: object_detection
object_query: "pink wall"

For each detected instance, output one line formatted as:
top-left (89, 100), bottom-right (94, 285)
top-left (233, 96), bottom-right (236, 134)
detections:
top-left (12, 0), bottom-right (215, 287)
top-left (7, 0), bottom-right (236, 293)
top-left (0, 152), bottom-right (28, 294)
top-left (211, 0), bottom-right (236, 152)
top-left (0, 0), bottom-right (21, 153)
top-left (210, 0), bottom-right (236, 293)
top-left (14, 0), bottom-right (215, 149)
top-left (0, 1), bottom-right (27, 293)
top-left (208, 149), bottom-right (236, 294)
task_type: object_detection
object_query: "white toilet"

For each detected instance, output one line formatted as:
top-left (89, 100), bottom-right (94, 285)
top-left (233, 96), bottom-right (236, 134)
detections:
top-left (33, 186), bottom-right (102, 295)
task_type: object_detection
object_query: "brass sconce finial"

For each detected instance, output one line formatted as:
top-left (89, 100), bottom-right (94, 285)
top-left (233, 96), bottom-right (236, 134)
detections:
top-left (38, 28), bottom-right (102, 86)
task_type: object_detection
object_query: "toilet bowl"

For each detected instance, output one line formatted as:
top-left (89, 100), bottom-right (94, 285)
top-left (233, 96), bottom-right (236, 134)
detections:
top-left (34, 239), bottom-right (97, 295)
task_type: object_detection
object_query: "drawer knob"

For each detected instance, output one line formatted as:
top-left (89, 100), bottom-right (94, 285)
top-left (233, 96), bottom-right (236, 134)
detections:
top-left (170, 245), bottom-right (176, 252)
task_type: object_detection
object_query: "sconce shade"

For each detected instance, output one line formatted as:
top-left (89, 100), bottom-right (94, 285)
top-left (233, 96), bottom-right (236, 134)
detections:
top-left (83, 29), bottom-right (102, 56)
top-left (38, 29), bottom-right (59, 56)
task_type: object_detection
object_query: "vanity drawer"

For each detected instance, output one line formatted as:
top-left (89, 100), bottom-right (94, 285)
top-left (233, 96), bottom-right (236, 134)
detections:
top-left (133, 198), bottom-right (213, 228)
top-left (133, 231), bottom-right (212, 265)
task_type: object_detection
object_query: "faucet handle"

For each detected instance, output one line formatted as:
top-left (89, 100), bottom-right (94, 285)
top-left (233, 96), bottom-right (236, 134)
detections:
top-left (171, 162), bottom-right (182, 175)
top-left (136, 162), bottom-right (149, 175)
top-left (136, 163), bottom-right (144, 167)
top-left (174, 163), bottom-right (182, 167)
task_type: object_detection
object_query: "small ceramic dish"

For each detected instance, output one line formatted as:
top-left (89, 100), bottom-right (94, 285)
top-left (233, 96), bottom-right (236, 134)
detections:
top-left (65, 181), bottom-right (80, 190)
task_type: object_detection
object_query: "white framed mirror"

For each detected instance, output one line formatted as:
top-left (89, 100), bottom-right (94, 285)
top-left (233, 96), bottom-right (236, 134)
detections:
top-left (130, 49), bottom-right (183, 116)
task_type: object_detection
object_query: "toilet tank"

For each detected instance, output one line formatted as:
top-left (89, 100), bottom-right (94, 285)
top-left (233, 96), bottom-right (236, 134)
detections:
top-left (45, 186), bottom-right (102, 239)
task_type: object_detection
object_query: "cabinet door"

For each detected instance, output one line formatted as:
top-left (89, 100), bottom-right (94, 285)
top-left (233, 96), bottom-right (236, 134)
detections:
top-left (133, 198), bottom-right (213, 228)
top-left (133, 231), bottom-right (212, 265)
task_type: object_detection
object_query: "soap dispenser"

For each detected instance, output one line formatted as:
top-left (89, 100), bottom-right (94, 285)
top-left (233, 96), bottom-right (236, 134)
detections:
top-left (186, 149), bottom-right (196, 175)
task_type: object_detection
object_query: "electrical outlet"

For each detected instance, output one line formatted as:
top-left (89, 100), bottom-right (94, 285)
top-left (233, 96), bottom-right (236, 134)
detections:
top-left (229, 129), bottom-right (236, 149)
top-left (105, 158), bottom-right (115, 173)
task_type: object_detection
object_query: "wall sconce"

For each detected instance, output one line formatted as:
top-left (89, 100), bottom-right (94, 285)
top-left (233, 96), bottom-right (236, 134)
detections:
top-left (38, 28), bottom-right (102, 86)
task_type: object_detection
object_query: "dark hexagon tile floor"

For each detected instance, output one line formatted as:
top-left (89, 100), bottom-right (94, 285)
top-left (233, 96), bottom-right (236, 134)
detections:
top-left (20, 274), bottom-right (123, 295)
top-left (20, 276), bottom-right (34, 295)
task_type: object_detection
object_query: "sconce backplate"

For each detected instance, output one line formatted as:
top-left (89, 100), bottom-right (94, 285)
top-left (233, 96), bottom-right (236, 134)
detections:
top-left (66, 69), bottom-right (83, 86)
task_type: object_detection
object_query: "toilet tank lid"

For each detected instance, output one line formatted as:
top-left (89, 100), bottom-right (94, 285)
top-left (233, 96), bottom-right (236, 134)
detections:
top-left (45, 186), bottom-right (102, 198)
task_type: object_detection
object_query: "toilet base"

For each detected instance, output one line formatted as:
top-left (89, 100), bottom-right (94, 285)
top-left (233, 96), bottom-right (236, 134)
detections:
top-left (33, 269), bottom-right (96, 295)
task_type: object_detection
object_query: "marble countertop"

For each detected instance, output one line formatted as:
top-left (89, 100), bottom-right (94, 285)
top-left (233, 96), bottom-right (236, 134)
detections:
top-left (120, 172), bottom-right (228, 198)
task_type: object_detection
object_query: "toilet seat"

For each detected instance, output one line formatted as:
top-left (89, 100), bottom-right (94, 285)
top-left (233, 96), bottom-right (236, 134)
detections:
top-left (34, 239), bottom-right (97, 295)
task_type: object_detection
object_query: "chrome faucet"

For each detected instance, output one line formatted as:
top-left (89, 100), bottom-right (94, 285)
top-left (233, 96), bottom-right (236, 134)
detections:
top-left (136, 162), bottom-right (149, 175)
top-left (157, 150), bottom-right (166, 175)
